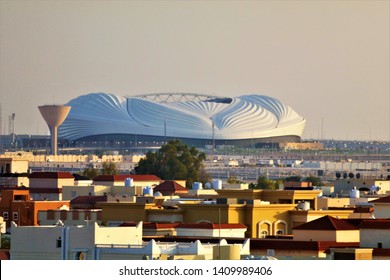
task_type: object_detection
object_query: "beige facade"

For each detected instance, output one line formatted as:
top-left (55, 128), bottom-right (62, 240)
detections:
top-left (372, 197), bottom-right (390, 219)
top-left (29, 177), bottom-right (75, 189)
top-left (62, 185), bottom-right (111, 200)
top-left (38, 209), bottom-right (102, 226)
top-left (10, 221), bottom-right (142, 260)
top-left (360, 228), bottom-right (390, 249)
top-left (317, 197), bottom-right (372, 209)
top-left (293, 229), bottom-right (359, 242)
top-left (0, 158), bottom-right (29, 174)
top-left (0, 175), bottom-right (29, 187)
top-left (375, 180), bottom-right (390, 194)
top-left (0, 152), bottom-right (141, 164)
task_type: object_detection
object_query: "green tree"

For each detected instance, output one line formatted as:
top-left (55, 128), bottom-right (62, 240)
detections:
top-left (81, 166), bottom-right (99, 179)
top-left (101, 162), bottom-right (119, 175)
top-left (135, 140), bottom-right (208, 188)
top-left (1, 235), bottom-right (10, 249)
top-left (254, 176), bottom-right (277, 190)
top-left (227, 175), bottom-right (241, 184)
top-left (303, 175), bottom-right (324, 186)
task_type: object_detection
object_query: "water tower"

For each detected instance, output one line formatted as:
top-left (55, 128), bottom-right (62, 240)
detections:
top-left (38, 105), bottom-right (71, 155)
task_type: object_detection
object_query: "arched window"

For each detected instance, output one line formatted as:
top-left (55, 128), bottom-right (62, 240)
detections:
top-left (257, 220), bottom-right (272, 238)
top-left (260, 230), bottom-right (268, 238)
top-left (273, 220), bottom-right (288, 235)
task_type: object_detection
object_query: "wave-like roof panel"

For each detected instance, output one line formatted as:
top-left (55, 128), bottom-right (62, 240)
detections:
top-left (59, 93), bottom-right (306, 141)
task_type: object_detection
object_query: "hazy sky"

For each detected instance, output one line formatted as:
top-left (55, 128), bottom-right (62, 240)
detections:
top-left (0, 0), bottom-right (389, 141)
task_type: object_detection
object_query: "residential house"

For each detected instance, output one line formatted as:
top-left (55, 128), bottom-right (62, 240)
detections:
top-left (0, 189), bottom-right (69, 230)
top-left (371, 195), bottom-right (390, 218)
top-left (153, 180), bottom-right (189, 196)
top-left (292, 215), bottom-right (360, 242)
top-left (28, 172), bottom-right (75, 200)
top-left (92, 174), bottom-right (161, 187)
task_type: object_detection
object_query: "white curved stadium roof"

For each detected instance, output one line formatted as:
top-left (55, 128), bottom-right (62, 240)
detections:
top-left (59, 93), bottom-right (306, 141)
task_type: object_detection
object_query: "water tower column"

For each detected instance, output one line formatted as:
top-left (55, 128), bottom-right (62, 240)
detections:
top-left (38, 105), bottom-right (71, 156)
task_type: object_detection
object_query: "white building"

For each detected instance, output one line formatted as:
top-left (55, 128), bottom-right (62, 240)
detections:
top-left (10, 221), bottom-right (250, 260)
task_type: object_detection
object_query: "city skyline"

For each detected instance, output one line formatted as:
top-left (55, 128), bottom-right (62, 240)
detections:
top-left (0, 0), bottom-right (389, 141)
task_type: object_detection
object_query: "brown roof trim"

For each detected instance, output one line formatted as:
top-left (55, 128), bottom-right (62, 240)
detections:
top-left (28, 172), bottom-right (75, 179)
top-left (371, 195), bottom-right (390, 203)
top-left (93, 174), bottom-right (161, 182)
top-left (373, 248), bottom-right (390, 257)
top-left (29, 188), bottom-right (62, 194)
top-left (293, 215), bottom-right (359, 231)
top-left (359, 219), bottom-right (390, 229)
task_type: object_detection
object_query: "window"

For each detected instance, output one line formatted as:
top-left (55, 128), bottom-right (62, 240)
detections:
top-left (56, 237), bottom-right (62, 248)
top-left (13, 212), bottom-right (18, 221)
top-left (2, 212), bottom-right (8, 221)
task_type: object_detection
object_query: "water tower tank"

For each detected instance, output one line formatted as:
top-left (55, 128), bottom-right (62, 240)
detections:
top-left (350, 186), bottom-right (360, 198)
top-left (124, 177), bottom-right (133, 187)
top-left (192, 182), bottom-right (203, 190)
top-left (297, 201), bottom-right (310, 210)
top-left (143, 186), bottom-right (153, 196)
top-left (213, 179), bottom-right (222, 190)
top-left (204, 182), bottom-right (212, 189)
top-left (38, 105), bottom-right (71, 156)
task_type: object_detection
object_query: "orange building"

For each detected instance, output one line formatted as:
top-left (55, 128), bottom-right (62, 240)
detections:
top-left (0, 189), bottom-right (69, 230)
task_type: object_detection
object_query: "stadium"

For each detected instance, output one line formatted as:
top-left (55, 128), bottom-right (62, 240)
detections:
top-left (58, 93), bottom-right (306, 148)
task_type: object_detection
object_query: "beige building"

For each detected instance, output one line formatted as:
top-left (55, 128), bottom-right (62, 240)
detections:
top-left (10, 221), bottom-right (143, 260)
top-left (0, 174), bottom-right (29, 187)
top-left (10, 221), bottom-right (250, 260)
top-left (359, 220), bottom-right (390, 250)
top-left (317, 197), bottom-right (375, 209)
top-left (92, 174), bottom-right (161, 187)
top-left (28, 172), bottom-right (75, 200)
top-left (0, 158), bottom-right (29, 174)
top-left (371, 195), bottom-right (390, 218)
top-left (293, 215), bottom-right (360, 242)
top-left (37, 209), bottom-right (102, 226)
top-left (98, 189), bottom-right (357, 239)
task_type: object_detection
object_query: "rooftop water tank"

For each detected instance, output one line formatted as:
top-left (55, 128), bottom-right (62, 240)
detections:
top-left (192, 182), bottom-right (203, 190)
top-left (143, 186), bottom-right (153, 196)
top-left (350, 186), bottom-right (360, 198)
top-left (297, 201), bottom-right (310, 211)
top-left (213, 179), bottom-right (222, 190)
top-left (204, 182), bottom-right (212, 189)
top-left (369, 185), bottom-right (380, 195)
top-left (125, 177), bottom-right (133, 187)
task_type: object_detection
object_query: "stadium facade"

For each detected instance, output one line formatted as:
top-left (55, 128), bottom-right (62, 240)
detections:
top-left (58, 93), bottom-right (306, 148)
